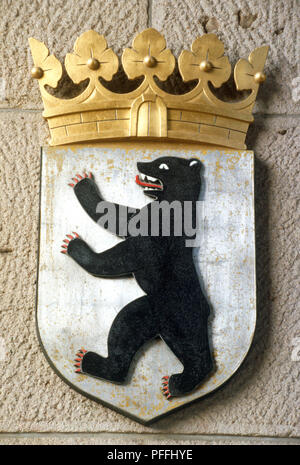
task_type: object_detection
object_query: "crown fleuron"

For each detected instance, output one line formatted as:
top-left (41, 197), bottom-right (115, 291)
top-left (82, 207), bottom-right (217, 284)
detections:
top-left (29, 28), bottom-right (268, 149)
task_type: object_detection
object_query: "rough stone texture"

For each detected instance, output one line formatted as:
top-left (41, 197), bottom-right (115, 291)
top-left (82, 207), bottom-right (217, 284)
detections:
top-left (0, 434), bottom-right (299, 445)
top-left (0, 0), bottom-right (148, 108)
top-left (152, 0), bottom-right (300, 114)
top-left (0, 0), bottom-right (299, 445)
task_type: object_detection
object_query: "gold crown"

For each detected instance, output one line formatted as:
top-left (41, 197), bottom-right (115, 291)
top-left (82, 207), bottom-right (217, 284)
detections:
top-left (29, 28), bottom-right (268, 149)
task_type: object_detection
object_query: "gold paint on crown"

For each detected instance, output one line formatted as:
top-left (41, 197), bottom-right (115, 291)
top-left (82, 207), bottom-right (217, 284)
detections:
top-left (29, 28), bottom-right (268, 149)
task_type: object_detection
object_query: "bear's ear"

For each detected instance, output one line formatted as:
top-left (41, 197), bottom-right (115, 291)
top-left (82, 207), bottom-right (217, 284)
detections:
top-left (189, 159), bottom-right (200, 168)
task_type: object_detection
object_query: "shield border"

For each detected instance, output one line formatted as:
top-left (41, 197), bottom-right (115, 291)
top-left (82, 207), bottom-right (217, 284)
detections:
top-left (35, 141), bottom-right (256, 425)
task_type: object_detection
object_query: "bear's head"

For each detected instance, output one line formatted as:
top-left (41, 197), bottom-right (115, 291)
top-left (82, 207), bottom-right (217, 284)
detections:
top-left (136, 156), bottom-right (202, 202)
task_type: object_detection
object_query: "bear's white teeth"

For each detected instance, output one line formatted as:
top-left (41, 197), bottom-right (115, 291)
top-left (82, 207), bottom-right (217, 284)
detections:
top-left (139, 172), bottom-right (163, 190)
top-left (140, 174), bottom-right (159, 182)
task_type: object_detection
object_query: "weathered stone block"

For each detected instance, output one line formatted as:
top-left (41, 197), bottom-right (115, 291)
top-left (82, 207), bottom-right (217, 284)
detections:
top-left (152, 0), bottom-right (299, 114)
top-left (0, 0), bottom-right (148, 109)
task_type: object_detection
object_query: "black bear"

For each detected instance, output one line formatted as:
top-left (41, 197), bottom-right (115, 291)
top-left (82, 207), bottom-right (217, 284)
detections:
top-left (61, 156), bottom-right (213, 399)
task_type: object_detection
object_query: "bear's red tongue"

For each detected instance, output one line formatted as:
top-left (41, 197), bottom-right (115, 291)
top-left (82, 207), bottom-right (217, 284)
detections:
top-left (135, 175), bottom-right (163, 189)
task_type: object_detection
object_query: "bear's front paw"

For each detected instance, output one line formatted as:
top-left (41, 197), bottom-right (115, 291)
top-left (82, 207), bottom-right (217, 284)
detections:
top-left (68, 172), bottom-right (93, 188)
top-left (60, 232), bottom-right (80, 254)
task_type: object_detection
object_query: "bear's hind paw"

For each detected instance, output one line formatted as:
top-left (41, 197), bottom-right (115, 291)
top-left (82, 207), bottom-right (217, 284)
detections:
top-left (161, 376), bottom-right (172, 400)
top-left (74, 348), bottom-right (87, 374)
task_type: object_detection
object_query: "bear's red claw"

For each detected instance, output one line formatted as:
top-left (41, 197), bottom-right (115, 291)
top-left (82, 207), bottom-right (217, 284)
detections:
top-left (161, 376), bottom-right (172, 400)
top-left (74, 348), bottom-right (87, 374)
top-left (60, 233), bottom-right (80, 254)
top-left (68, 172), bottom-right (91, 187)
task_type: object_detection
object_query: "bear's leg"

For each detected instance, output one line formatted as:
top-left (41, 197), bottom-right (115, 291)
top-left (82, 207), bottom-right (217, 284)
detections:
top-left (75, 296), bottom-right (158, 383)
top-left (160, 318), bottom-right (213, 398)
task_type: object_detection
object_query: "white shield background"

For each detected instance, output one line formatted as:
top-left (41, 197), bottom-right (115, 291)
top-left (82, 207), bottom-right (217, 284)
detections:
top-left (37, 145), bottom-right (256, 424)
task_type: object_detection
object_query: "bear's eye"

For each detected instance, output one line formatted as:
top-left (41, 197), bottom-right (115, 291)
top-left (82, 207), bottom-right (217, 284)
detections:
top-left (159, 163), bottom-right (169, 170)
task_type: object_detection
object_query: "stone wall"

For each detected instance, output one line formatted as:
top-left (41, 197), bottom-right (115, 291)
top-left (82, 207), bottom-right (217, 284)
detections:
top-left (0, 0), bottom-right (299, 445)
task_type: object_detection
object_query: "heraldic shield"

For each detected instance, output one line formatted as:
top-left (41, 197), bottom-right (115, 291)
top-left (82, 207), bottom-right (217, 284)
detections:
top-left (30, 29), bottom-right (268, 424)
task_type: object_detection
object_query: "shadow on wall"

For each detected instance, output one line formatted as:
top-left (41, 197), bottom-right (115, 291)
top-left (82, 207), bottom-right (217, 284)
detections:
top-left (248, 119), bottom-right (272, 375)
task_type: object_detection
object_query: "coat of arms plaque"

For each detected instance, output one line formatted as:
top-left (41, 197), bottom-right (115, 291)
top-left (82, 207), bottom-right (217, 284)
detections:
top-left (30, 29), bottom-right (268, 424)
